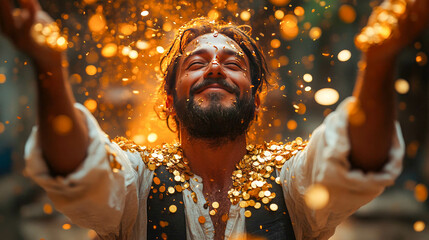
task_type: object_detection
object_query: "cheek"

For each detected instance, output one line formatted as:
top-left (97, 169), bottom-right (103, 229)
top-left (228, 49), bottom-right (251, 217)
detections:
top-left (175, 72), bottom-right (201, 96)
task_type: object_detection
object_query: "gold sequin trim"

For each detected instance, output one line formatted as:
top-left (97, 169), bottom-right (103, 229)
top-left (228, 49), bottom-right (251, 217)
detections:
top-left (112, 136), bottom-right (307, 210)
top-left (228, 138), bottom-right (307, 208)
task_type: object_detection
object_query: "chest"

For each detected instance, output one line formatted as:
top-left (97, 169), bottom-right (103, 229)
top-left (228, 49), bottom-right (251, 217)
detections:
top-left (146, 166), bottom-right (295, 240)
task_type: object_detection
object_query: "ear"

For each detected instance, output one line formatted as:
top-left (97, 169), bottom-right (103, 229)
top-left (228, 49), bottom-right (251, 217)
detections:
top-left (166, 95), bottom-right (174, 112)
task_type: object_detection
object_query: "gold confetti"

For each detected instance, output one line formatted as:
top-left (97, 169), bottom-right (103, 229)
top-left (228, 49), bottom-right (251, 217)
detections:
top-left (169, 205), bottom-right (177, 213)
top-left (244, 210), bottom-right (252, 218)
top-left (153, 177), bottom-right (161, 185)
top-left (159, 221), bottom-right (169, 228)
top-left (269, 203), bottom-right (278, 211)
top-left (113, 137), bottom-right (307, 210)
top-left (198, 216), bottom-right (206, 224)
top-left (212, 202), bottom-right (219, 209)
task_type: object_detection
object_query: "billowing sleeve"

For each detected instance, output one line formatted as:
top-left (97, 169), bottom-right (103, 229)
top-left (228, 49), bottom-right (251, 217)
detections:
top-left (280, 97), bottom-right (404, 240)
top-left (24, 103), bottom-right (153, 238)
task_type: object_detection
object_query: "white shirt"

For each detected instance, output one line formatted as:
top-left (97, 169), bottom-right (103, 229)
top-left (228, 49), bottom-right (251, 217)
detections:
top-left (24, 97), bottom-right (404, 240)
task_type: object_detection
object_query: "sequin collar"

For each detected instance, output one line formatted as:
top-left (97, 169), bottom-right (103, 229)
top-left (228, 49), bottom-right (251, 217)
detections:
top-left (112, 137), bottom-right (307, 210)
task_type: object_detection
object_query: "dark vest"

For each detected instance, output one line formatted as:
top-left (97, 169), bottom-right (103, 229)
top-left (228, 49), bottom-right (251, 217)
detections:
top-left (147, 165), bottom-right (296, 240)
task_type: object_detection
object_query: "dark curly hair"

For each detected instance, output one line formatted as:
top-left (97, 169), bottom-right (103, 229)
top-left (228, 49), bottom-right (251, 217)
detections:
top-left (155, 17), bottom-right (269, 132)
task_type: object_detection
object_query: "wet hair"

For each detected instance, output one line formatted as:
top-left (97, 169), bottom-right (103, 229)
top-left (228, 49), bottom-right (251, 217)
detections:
top-left (155, 17), bottom-right (269, 132)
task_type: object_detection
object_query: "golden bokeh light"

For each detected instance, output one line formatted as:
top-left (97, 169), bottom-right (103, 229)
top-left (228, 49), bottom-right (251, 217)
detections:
top-left (414, 221), bottom-right (425, 232)
top-left (133, 134), bottom-right (146, 145)
top-left (52, 115), bottom-right (73, 135)
top-left (394, 78), bottom-right (409, 94)
top-left (85, 65), bottom-right (98, 76)
top-left (338, 5), bottom-right (356, 23)
top-left (309, 27), bottom-right (322, 40)
top-left (314, 88), bottom-right (340, 106)
top-left (337, 49), bottom-right (351, 62)
top-left (43, 203), bottom-right (53, 214)
top-left (304, 184), bottom-right (330, 210)
top-left (347, 100), bottom-right (366, 126)
top-left (83, 0), bottom-right (97, 4)
top-left (287, 119), bottom-right (297, 131)
top-left (0, 74), bottom-right (6, 84)
top-left (269, 0), bottom-right (291, 6)
top-left (274, 10), bottom-right (285, 20)
top-left (84, 99), bottom-right (98, 112)
top-left (0, 122), bottom-right (4, 134)
top-left (280, 14), bottom-right (299, 40)
top-left (141, 10), bottom-right (149, 16)
top-left (296, 103), bottom-right (306, 115)
top-left (148, 133), bottom-right (158, 143)
top-left (270, 39), bottom-right (281, 49)
top-left (303, 73), bottom-right (313, 82)
top-left (136, 40), bottom-right (150, 50)
top-left (414, 184), bottom-right (428, 202)
top-left (163, 22), bottom-right (173, 32)
top-left (87, 230), bottom-right (97, 239)
top-left (156, 46), bottom-right (165, 54)
top-left (88, 13), bottom-right (106, 33)
top-left (69, 73), bottom-right (82, 84)
top-left (294, 6), bottom-right (305, 17)
top-left (62, 223), bottom-right (72, 230)
top-left (101, 43), bottom-right (118, 58)
top-left (416, 52), bottom-right (427, 66)
top-left (119, 23), bottom-right (136, 36)
top-left (208, 9), bottom-right (220, 20)
top-left (240, 11), bottom-right (251, 21)
top-left (129, 50), bottom-right (139, 59)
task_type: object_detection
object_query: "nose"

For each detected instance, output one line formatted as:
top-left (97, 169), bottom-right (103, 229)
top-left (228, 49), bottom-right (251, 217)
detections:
top-left (204, 58), bottom-right (226, 79)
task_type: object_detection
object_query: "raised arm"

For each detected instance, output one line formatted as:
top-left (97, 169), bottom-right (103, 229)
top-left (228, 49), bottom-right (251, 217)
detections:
top-left (0, 0), bottom-right (88, 175)
top-left (349, 0), bottom-right (429, 172)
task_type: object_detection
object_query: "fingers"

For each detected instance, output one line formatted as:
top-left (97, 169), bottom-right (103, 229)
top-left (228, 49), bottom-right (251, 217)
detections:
top-left (0, 0), bottom-right (16, 39)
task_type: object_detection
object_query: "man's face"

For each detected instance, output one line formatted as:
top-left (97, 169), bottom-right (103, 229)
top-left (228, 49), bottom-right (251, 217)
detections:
top-left (170, 33), bottom-right (257, 142)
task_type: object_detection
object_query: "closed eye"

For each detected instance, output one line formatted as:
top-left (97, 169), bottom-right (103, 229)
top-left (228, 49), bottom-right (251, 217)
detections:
top-left (224, 62), bottom-right (243, 70)
top-left (187, 62), bottom-right (206, 70)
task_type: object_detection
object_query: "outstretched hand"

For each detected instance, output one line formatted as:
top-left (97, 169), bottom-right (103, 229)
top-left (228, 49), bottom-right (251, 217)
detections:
top-left (0, 0), bottom-right (64, 70)
top-left (358, 0), bottom-right (429, 60)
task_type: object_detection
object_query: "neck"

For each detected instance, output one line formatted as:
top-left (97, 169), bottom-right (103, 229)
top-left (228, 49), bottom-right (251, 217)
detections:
top-left (180, 128), bottom-right (247, 188)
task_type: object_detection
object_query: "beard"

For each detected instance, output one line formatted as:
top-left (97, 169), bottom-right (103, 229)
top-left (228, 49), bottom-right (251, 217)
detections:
top-left (173, 79), bottom-right (256, 144)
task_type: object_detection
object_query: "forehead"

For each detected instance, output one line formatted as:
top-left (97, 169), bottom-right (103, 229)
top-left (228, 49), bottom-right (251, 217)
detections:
top-left (183, 33), bottom-right (244, 56)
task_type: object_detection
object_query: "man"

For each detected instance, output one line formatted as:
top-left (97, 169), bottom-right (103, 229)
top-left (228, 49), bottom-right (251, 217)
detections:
top-left (1, 0), bottom-right (428, 239)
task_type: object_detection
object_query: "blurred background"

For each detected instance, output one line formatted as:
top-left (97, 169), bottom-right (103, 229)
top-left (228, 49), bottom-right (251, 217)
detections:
top-left (0, 0), bottom-right (428, 239)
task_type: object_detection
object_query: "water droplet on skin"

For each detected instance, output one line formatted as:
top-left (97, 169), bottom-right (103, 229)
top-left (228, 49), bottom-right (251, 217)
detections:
top-left (213, 31), bottom-right (219, 37)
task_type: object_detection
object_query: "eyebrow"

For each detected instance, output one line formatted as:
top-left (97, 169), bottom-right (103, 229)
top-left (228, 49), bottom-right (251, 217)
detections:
top-left (183, 47), bottom-right (247, 64)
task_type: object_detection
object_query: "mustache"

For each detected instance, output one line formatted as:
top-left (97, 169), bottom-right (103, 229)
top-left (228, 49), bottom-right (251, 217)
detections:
top-left (190, 78), bottom-right (240, 96)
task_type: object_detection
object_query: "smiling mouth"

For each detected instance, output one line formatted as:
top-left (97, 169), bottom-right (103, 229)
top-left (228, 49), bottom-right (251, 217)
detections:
top-left (195, 84), bottom-right (233, 94)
